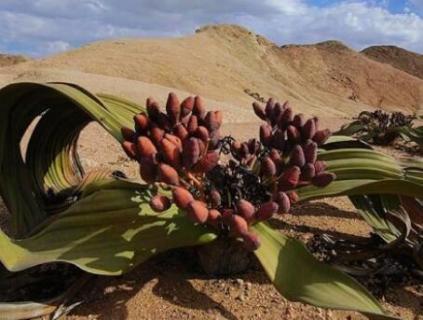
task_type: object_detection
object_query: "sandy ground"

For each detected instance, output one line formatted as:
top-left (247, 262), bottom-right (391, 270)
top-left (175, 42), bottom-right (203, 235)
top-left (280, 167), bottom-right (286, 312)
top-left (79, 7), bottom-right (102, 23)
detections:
top-left (1, 121), bottom-right (420, 319)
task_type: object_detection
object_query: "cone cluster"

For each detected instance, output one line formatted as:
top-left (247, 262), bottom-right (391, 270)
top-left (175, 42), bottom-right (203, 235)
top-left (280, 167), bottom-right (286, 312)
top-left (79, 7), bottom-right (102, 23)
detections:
top-left (121, 93), bottom-right (221, 185)
top-left (121, 93), bottom-right (336, 251)
top-left (249, 98), bottom-right (335, 193)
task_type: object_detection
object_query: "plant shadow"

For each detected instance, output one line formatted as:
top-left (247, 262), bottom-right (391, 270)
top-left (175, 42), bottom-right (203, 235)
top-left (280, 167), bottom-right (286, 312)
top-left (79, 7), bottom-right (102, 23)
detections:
top-left (290, 201), bottom-right (359, 220)
top-left (69, 249), bottom-right (241, 320)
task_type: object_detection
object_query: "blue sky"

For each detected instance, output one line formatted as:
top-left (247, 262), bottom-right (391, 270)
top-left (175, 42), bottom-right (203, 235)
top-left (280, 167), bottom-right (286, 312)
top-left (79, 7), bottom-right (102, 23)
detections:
top-left (0, 0), bottom-right (422, 57)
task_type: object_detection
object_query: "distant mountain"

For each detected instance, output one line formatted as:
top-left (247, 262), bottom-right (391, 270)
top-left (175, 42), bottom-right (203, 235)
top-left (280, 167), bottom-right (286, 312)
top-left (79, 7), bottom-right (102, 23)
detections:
top-left (0, 53), bottom-right (29, 68)
top-left (1, 24), bottom-right (422, 117)
top-left (362, 46), bottom-right (423, 80)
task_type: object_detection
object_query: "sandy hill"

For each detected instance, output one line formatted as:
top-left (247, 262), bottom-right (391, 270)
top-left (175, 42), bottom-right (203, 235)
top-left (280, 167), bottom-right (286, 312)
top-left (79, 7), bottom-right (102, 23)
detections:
top-left (362, 45), bottom-right (423, 80)
top-left (1, 24), bottom-right (422, 120)
top-left (0, 53), bottom-right (29, 67)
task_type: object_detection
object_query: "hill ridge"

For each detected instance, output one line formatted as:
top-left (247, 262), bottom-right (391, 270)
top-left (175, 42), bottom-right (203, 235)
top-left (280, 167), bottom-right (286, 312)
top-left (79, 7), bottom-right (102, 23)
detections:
top-left (361, 45), bottom-right (423, 79)
top-left (1, 24), bottom-right (422, 117)
top-left (0, 53), bottom-right (29, 68)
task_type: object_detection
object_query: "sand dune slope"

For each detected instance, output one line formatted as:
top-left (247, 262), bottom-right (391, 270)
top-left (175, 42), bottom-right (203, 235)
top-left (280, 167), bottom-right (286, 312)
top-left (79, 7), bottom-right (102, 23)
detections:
top-left (1, 24), bottom-right (422, 118)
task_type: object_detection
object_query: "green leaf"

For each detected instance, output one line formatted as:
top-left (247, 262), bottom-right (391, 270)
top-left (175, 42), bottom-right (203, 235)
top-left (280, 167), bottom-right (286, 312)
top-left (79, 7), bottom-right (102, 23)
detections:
top-left (296, 144), bottom-right (423, 241)
top-left (349, 195), bottom-right (400, 243)
top-left (0, 82), bottom-right (143, 236)
top-left (0, 181), bottom-right (216, 275)
top-left (394, 125), bottom-right (423, 146)
top-left (252, 223), bottom-right (396, 319)
top-left (298, 179), bottom-right (423, 200)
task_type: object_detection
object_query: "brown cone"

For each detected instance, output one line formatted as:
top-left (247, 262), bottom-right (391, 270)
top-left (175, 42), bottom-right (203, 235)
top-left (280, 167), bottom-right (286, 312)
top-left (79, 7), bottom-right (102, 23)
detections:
top-left (205, 111), bottom-right (221, 131)
top-left (181, 96), bottom-right (194, 117)
top-left (272, 103), bottom-right (285, 124)
top-left (256, 201), bottom-right (279, 221)
top-left (197, 139), bottom-right (207, 156)
top-left (161, 138), bottom-right (182, 169)
top-left (150, 195), bottom-right (171, 212)
top-left (287, 191), bottom-right (299, 203)
top-left (139, 156), bottom-right (157, 183)
top-left (274, 192), bottom-right (291, 213)
top-left (209, 130), bottom-right (221, 149)
top-left (166, 92), bottom-right (181, 124)
top-left (214, 111), bottom-right (223, 125)
top-left (240, 142), bottom-right (250, 158)
top-left (186, 200), bottom-right (209, 224)
top-left (209, 189), bottom-right (222, 208)
top-left (261, 157), bottom-right (277, 176)
top-left (158, 163), bottom-right (180, 185)
top-left (303, 141), bottom-right (318, 163)
top-left (242, 232), bottom-right (260, 251)
top-left (289, 145), bottom-right (306, 167)
top-left (314, 160), bottom-right (327, 174)
top-left (172, 187), bottom-right (194, 209)
top-left (121, 127), bottom-right (136, 142)
top-left (174, 123), bottom-right (189, 141)
top-left (311, 172), bottom-right (335, 187)
top-left (187, 115), bottom-right (198, 134)
top-left (146, 98), bottom-right (160, 119)
top-left (194, 151), bottom-right (219, 173)
top-left (236, 199), bottom-right (256, 223)
top-left (150, 125), bottom-right (165, 146)
top-left (181, 114), bottom-right (191, 127)
top-left (302, 119), bottom-right (316, 140)
top-left (265, 98), bottom-right (275, 119)
top-left (269, 149), bottom-right (281, 162)
top-left (164, 134), bottom-right (182, 151)
top-left (231, 215), bottom-right (249, 236)
top-left (194, 126), bottom-right (210, 142)
top-left (136, 136), bottom-right (157, 158)
top-left (313, 129), bottom-right (331, 145)
top-left (157, 112), bottom-right (171, 131)
top-left (279, 107), bottom-right (293, 129)
top-left (292, 114), bottom-right (305, 128)
top-left (248, 139), bottom-right (260, 154)
top-left (278, 166), bottom-right (301, 190)
top-left (301, 163), bottom-right (316, 181)
top-left (207, 209), bottom-right (222, 228)
top-left (193, 96), bottom-right (206, 119)
top-left (252, 102), bottom-right (266, 120)
top-left (122, 141), bottom-right (137, 159)
top-left (271, 129), bottom-right (286, 150)
top-left (182, 138), bottom-right (200, 168)
top-left (134, 113), bottom-right (150, 133)
top-left (287, 125), bottom-right (301, 143)
top-left (259, 124), bottom-right (272, 146)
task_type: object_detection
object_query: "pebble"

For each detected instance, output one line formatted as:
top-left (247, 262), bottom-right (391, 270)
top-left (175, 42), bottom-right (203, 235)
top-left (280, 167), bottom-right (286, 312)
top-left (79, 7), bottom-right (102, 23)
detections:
top-left (237, 292), bottom-right (246, 301)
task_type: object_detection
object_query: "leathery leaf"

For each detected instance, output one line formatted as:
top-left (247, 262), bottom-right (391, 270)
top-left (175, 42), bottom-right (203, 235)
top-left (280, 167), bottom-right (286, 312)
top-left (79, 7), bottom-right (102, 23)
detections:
top-left (252, 223), bottom-right (396, 319)
top-left (0, 181), bottom-right (217, 275)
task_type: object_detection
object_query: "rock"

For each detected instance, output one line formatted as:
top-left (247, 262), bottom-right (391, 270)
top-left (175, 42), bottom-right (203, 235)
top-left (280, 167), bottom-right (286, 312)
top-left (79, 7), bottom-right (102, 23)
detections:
top-left (236, 278), bottom-right (244, 286)
top-left (246, 282), bottom-right (252, 291)
top-left (237, 292), bottom-right (246, 302)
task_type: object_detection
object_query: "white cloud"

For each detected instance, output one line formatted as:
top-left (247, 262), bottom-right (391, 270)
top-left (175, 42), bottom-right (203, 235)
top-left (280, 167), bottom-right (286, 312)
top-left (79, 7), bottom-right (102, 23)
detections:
top-left (0, 0), bottom-right (422, 56)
